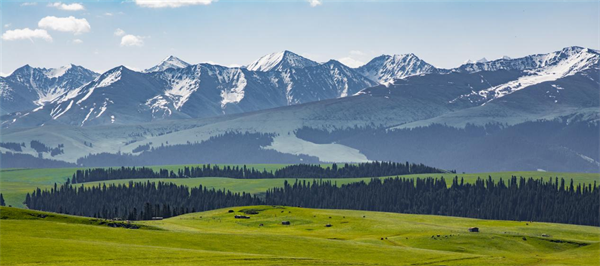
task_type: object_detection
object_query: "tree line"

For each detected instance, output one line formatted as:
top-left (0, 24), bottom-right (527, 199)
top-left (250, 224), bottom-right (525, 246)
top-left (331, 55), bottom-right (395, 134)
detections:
top-left (26, 176), bottom-right (598, 226)
top-left (26, 181), bottom-right (260, 220)
top-left (70, 161), bottom-right (448, 184)
top-left (264, 176), bottom-right (599, 226)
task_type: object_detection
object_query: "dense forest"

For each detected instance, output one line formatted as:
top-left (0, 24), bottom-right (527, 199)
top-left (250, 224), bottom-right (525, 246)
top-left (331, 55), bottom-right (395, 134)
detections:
top-left (27, 176), bottom-right (598, 226)
top-left (76, 132), bottom-right (319, 167)
top-left (70, 161), bottom-right (448, 183)
top-left (26, 181), bottom-right (259, 220)
top-left (265, 177), bottom-right (599, 226)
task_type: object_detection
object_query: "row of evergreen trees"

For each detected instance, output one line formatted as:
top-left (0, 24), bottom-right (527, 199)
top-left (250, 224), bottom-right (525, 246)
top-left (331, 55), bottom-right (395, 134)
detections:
top-left (265, 177), bottom-right (599, 226)
top-left (26, 176), bottom-right (598, 226)
top-left (70, 161), bottom-right (448, 183)
top-left (26, 181), bottom-right (259, 220)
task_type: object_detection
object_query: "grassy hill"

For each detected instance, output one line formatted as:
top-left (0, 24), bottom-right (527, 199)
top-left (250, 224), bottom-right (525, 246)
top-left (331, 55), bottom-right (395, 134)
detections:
top-left (1, 206), bottom-right (598, 265)
top-left (1, 165), bottom-right (598, 207)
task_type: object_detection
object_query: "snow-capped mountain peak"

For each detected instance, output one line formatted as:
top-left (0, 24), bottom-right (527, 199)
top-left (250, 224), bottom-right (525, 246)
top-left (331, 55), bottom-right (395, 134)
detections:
top-left (245, 50), bottom-right (318, 72)
top-left (451, 46), bottom-right (600, 105)
top-left (456, 46), bottom-right (599, 74)
top-left (144, 55), bottom-right (190, 73)
top-left (0, 64), bottom-right (98, 115)
top-left (476, 58), bottom-right (488, 63)
top-left (357, 53), bottom-right (438, 84)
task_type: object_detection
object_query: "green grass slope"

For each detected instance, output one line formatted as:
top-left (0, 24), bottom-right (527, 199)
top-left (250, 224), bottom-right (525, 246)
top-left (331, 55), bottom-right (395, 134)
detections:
top-left (1, 206), bottom-right (599, 265)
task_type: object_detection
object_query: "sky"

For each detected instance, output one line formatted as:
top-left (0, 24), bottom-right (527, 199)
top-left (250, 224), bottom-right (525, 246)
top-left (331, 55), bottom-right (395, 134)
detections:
top-left (1, 0), bottom-right (599, 75)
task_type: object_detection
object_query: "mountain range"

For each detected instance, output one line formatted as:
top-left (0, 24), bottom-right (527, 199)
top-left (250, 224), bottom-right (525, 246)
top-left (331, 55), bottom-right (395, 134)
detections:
top-left (1, 46), bottom-right (598, 172)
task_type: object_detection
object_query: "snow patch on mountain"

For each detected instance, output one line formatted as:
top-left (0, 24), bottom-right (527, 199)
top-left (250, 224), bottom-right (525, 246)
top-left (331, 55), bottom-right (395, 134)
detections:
top-left (41, 65), bottom-right (72, 78)
top-left (146, 95), bottom-right (172, 118)
top-left (81, 107), bottom-right (94, 126)
top-left (97, 70), bottom-right (122, 88)
top-left (246, 50), bottom-right (318, 72)
top-left (264, 134), bottom-right (369, 163)
top-left (51, 100), bottom-right (73, 120)
top-left (220, 71), bottom-right (247, 107)
top-left (357, 53), bottom-right (437, 84)
top-left (164, 76), bottom-right (199, 110)
top-left (145, 56), bottom-right (190, 73)
top-left (451, 47), bottom-right (600, 105)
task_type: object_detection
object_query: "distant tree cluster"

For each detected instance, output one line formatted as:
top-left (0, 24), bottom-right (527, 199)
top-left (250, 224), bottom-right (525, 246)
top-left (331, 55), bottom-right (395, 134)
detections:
top-left (26, 176), bottom-right (599, 226)
top-left (274, 161), bottom-right (449, 178)
top-left (0, 142), bottom-right (25, 152)
top-left (29, 140), bottom-right (64, 157)
top-left (70, 161), bottom-right (447, 184)
top-left (132, 142), bottom-right (152, 153)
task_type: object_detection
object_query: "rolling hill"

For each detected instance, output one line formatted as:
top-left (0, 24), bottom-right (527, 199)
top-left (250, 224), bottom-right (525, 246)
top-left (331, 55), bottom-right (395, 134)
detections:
top-left (1, 206), bottom-right (598, 265)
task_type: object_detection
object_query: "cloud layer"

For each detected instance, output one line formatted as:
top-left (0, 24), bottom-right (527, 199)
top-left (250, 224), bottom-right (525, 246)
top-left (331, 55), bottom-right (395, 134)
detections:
top-left (38, 16), bottom-right (91, 34)
top-left (2, 28), bottom-right (53, 42)
top-left (49, 2), bottom-right (85, 11)
top-left (135, 0), bottom-right (214, 8)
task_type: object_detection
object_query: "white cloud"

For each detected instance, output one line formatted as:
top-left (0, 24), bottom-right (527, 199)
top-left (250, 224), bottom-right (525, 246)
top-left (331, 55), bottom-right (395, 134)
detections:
top-left (49, 2), bottom-right (85, 11)
top-left (72, 39), bottom-right (83, 44)
top-left (20, 2), bottom-right (37, 6)
top-left (135, 0), bottom-right (215, 8)
top-left (114, 28), bottom-right (126, 36)
top-left (4, 23), bottom-right (11, 28)
top-left (120, 34), bottom-right (144, 47)
top-left (2, 28), bottom-right (53, 42)
top-left (308, 0), bottom-right (322, 7)
top-left (38, 16), bottom-right (91, 35)
top-left (104, 12), bottom-right (113, 16)
top-left (350, 50), bottom-right (365, 56)
top-left (338, 57), bottom-right (365, 68)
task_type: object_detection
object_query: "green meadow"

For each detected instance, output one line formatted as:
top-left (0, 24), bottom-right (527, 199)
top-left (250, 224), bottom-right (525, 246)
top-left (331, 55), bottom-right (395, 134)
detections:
top-left (1, 205), bottom-right (599, 265)
top-left (1, 165), bottom-right (598, 207)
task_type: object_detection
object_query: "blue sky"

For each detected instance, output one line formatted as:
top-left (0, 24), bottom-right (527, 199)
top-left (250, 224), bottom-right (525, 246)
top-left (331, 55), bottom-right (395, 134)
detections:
top-left (1, 0), bottom-right (598, 75)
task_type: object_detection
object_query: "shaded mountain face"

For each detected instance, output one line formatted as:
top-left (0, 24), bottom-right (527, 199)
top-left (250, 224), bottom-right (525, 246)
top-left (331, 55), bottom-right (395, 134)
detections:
top-left (0, 64), bottom-right (98, 115)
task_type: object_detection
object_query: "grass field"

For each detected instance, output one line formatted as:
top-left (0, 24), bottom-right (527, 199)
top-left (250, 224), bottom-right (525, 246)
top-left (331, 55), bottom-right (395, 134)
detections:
top-left (1, 165), bottom-right (598, 207)
top-left (1, 205), bottom-right (598, 265)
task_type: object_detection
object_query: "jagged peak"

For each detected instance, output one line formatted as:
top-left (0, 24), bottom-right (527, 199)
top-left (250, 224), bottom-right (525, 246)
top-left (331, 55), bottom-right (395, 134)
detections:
top-left (145, 55), bottom-right (190, 73)
top-left (245, 50), bottom-right (318, 72)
